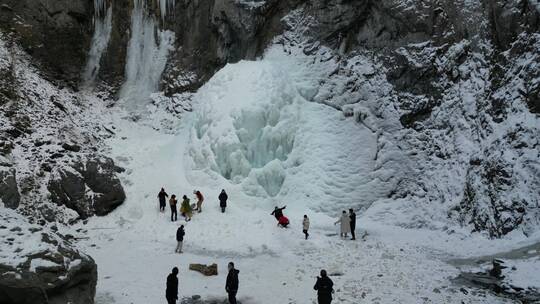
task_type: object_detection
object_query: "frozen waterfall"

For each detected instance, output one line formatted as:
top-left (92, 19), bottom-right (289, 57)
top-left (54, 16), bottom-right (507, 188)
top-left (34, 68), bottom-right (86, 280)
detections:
top-left (119, 0), bottom-right (175, 108)
top-left (159, 0), bottom-right (176, 22)
top-left (188, 59), bottom-right (299, 197)
top-left (81, 0), bottom-right (112, 87)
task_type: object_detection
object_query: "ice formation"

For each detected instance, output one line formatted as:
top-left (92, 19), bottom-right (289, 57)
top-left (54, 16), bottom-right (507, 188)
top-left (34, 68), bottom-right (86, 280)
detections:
top-left (81, 1), bottom-right (112, 86)
top-left (94, 0), bottom-right (107, 17)
top-left (187, 47), bottom-right (384, 207)
top-left (159, 0), bottom-right (176, 22)
top-left (119, 0), bottom-right (175, 107)
top-left (188, 59), bottom-right (299, 197)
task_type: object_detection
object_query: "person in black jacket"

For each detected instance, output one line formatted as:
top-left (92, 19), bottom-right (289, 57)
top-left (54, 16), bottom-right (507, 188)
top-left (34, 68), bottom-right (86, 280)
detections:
top-left (158, 188), bottom-right (168, 212)
top-left (169, 195), bottom-right (178, 222)
top-left (225, 262), bottom-right (239, 304)
top-left (175, 225), bottom-right (185, 254)
top-left (314, 269), bottom-right (334, 304)
top-left (271, 205), bottom-right (286, 221)
top-left (219, 190), bottom-right (228, 213)
top-left (349, 209), bottom-right (356, 240)
top-left (166, 267), bottom-right (179, 304)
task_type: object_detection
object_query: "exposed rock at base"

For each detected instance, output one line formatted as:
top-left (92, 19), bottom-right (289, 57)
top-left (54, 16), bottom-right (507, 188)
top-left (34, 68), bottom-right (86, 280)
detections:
top-left (0, 209), bottom-right (97, 304)
top-left (47, 156), bottom-right (126, 219)
top-left (189, 263), bottom-right (218, 276)
top-left (453, 260), bottom-right (540, 303)
top-left (0, 166), bottom-right (20, 209)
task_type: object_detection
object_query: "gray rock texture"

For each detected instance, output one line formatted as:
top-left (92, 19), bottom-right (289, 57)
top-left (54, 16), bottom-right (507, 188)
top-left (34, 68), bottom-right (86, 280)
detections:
top-left (0, 210), bottom-right (97, 304)
top-left (0, 0), bottom-right (93, 86)
top-left (0, 167), bottom-right (20, 209)
top-left (48, 157), bottom-right (126, 219)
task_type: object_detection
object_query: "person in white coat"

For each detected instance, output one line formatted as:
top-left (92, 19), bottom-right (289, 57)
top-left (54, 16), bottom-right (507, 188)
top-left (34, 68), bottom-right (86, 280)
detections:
top-left (303, 215), bottom-right (310, 240)
top-left (334, 210), bottom-right (351, 238)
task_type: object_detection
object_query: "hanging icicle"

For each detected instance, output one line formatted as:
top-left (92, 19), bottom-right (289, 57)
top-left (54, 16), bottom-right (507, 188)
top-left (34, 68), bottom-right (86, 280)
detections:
top-left (94, 0), bottom-right (107, 18)
top-left (159, 0), bottom-right (176, 22)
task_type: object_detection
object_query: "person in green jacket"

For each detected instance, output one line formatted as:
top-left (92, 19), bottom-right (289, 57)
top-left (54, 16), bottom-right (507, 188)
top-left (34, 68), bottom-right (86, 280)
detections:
top-left (181, 195), bottom-right (192, 222)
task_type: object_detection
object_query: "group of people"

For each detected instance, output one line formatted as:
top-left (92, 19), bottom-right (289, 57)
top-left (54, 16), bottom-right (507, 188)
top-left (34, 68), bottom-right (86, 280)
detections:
top-left (334, 209), bottom-right (357, 240)
top-left (166, 262), bottom-right (240, 304)
top-left (270, 205), bottom-right (357, 241)
top-left (166, 264), bottom-right (334, 304)
top-left (158, 188), bottom-right (229, 222)
top-left (160, 188), bottom-right (356, 304)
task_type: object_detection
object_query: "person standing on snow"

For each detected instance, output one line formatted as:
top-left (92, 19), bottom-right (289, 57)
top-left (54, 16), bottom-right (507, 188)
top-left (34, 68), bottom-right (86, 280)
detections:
top-left (349, 209), bottom-right (357, 240)
top-left (334, 210), bottom-right (351, 238)
top-left (175, 225), bottom-right (185, 254)
top-left (194, 190), bottom-right (204, 213)
top-left (219, 189), bottom-right (228, 213)
top-left (158, 188), bottom-right (168, 212)
top-left (166, 267), bottom-right (179, 304)
top-left (271, 205), bottom-right (287, 221)
top-left (226, 262), bottom-right (240, 304)
top-left (303, 215), bottom-right (310, 240)
top-left (169, 195), bottom-right (178, 222)
top-left (181, 195), bottom-right (192, 221)
top-left (314, 269), bottom-right (334, 304)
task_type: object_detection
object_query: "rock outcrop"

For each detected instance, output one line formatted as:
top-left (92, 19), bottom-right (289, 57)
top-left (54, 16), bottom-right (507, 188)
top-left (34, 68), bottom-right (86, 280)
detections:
top-left (0, 0), bottom-right (94, 86)
top-left (48, 157), bottom-right (126, 219)
top-left (0, 209), bottom-right (97, 304)
top-left (0, 166), bottom-right (20, 209)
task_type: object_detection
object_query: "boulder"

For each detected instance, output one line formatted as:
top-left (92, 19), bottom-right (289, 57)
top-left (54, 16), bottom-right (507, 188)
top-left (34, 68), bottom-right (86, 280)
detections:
top-left (47, 156), bottom-right (125, 219)
top-left (0, 167), bottom-right (20, 209)
top-left (0, 209), bottom-right (97, 304)
top-left (189, 263), bottom-right (218, 276)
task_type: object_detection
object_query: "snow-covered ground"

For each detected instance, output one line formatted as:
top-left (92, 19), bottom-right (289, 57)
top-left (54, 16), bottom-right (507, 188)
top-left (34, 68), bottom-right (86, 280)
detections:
top-left (68, 47), bottom-right (540, 304)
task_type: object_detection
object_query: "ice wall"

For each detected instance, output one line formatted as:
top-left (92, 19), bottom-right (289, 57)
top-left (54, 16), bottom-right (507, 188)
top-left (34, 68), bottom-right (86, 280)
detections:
top-left (81, 0), bottom-right (112, 87)
top-left (118, 0), bottom-right (175, 107)
top-left (188, 60), bottom-right (299, 197)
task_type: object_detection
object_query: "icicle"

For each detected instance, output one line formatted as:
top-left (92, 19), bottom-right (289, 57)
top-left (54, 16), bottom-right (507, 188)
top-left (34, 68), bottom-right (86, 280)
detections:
top-left (159, 0), bottom-right (176, 22)
top-left (94, 0), bottom-right (107, 18)
top-left (82, 3), bottom-right (112, 87)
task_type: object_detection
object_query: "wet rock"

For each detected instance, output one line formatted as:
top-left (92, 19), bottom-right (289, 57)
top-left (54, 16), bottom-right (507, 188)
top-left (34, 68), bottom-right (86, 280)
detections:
top-left (47, 156), bottom-right (126, 219)
top-left (189, 263), bottom-right (218, 276)
top-left (0, 167), bottom-right (20, 209)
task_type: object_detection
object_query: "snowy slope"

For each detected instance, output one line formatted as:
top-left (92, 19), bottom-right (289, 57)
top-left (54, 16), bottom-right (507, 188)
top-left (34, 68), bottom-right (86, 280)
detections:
top-left (65, 45), bottom-right (538, 304)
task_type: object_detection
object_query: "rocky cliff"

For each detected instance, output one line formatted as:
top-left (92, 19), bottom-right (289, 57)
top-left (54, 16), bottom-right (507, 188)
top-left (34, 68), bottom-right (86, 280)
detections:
top-left (1, 0), bottom-right (538, 236)
top-left (0, 0), bottom-right (539, 302)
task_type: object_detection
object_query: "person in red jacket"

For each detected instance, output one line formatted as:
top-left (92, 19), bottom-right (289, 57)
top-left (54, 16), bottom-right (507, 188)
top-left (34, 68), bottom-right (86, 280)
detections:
top-left (278, 215), bottom-right (289, 228)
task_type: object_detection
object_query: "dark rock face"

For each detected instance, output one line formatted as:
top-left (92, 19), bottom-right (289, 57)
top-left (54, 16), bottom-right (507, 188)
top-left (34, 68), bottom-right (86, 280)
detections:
top-left (0, 210), bottom-right (97, 304)
top-left (48, 157), bottom-right (126, 219)
top-left (160, 0), bottom-right (301, 94)
top-left (483, 0), bottom-right (540, 50)
top-left (0, 167), bottom-right (20, 209)
top-left (0, 0), bottom-right (93, 85)
top-left (96, 0), bottom-right (131, 89)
